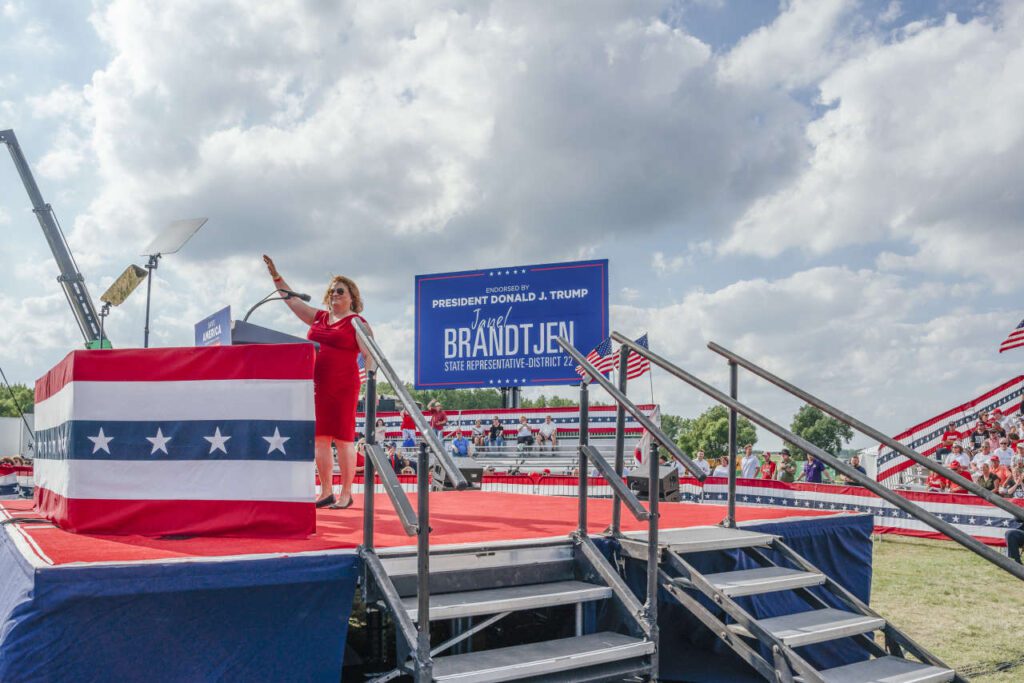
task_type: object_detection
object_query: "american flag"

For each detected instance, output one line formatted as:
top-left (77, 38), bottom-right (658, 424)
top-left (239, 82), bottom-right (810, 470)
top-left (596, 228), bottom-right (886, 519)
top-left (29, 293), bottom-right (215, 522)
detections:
top-left (358, 354), bottom-right (367, 384)
top-left (999, 318), bottom-right (1024, 353)
top-left (575, 336), bottom-right (616, 380)
top-left (616, 333), bottom-right (650, 380)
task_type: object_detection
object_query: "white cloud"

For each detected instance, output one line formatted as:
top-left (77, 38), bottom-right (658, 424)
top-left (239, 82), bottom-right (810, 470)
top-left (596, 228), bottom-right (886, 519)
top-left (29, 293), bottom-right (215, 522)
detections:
top-left (2, 1), bottom-right (23, 21)
top-left (717, 0), bottom-right (862, 90)
top-left (56, 0), bottom-right (808, 302)
top-left (723, 7), bottom-right (1024, 291)
top-left (880, 2), bottom-right (902, 24)
top-left (0, 207), bottom-right (9, 225)
top-left (652, 251), bottom-right (687, 275)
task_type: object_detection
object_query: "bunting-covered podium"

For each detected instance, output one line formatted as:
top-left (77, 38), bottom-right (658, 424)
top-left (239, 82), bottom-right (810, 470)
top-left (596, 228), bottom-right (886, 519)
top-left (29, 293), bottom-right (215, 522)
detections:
top-left (33, 344), bottom-right (317, 538)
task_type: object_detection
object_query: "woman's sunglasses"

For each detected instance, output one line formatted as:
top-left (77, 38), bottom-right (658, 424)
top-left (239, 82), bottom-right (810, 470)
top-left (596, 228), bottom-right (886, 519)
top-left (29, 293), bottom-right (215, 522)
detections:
top-left (331, 288), bottom-right (347, 295)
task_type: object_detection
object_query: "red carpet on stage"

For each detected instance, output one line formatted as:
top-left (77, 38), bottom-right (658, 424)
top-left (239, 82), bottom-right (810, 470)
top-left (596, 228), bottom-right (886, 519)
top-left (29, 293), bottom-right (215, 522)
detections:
top-left (1, 492), bottom-right (836, 567)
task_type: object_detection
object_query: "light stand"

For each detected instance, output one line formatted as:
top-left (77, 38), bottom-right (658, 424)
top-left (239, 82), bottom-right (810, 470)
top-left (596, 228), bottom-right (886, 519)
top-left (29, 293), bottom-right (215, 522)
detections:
top-left (142, 254), bottom-right (159, 348)
top-left (99, 302), bottom-right (111, 348)
top-left (139, 218), bottom-right (208, 348)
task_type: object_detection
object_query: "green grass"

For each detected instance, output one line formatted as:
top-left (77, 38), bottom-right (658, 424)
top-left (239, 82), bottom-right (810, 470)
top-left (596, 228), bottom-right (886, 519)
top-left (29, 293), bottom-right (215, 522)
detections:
top-left (871, 535), bottom-right (1024, 681)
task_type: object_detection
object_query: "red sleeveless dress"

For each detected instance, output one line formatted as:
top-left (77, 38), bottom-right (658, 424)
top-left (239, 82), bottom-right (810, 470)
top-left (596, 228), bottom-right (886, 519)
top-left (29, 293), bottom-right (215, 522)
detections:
top-left (307, 311), bottom-right (365, 441)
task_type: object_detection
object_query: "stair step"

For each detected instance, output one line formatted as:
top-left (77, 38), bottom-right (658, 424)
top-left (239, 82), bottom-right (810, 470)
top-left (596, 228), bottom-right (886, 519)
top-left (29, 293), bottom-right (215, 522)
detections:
top-left (658, 526), bottom-right (778, 553)
top-left (730, 608), bottom-right (885, 647)
top-left (814, 656), bottom-right (955, 683)
top-left (432, 631), bottom-right (654, 682)
top-left (380, 541), bottom-right (572, 577)
top-left (401, 580), bottom-right (612, 621)
top-left (695, 566), bottom-right (826, 597)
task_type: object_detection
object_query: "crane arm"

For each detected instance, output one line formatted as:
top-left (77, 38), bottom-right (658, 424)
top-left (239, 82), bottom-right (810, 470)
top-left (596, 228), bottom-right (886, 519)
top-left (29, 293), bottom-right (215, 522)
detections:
top-left (1, 128), bottom-right (103, 346)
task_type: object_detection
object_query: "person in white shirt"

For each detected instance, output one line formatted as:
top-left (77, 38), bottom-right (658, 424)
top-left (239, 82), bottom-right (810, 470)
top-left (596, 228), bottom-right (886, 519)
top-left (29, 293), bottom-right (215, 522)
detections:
top-left (711, 456), bottom-right (731, 477)
top-left (943, 444), bottom-right (971, 470)
top-left (1012, 443), bottom-right (1024, 469)
top-left (971, 442), bottom-right (994, 474)
top-left (740, 444), bottom-right (759, 479)
top-left (536, 415), bottom-right (558, 449)
top-left (691, 449), bottom-right (711, 477)
top-left (993, 438), bottom-right (1015, 467)
top-left (516, 415), bottom-right (534, 448)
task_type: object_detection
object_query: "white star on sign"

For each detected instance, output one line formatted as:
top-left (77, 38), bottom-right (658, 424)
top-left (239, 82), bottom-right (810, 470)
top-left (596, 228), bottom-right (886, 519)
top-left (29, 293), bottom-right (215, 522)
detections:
top-left (204, 427), bottom-right (231, 454)
top-left (88, 427), bottom-right (113, 454)
top-left (146, 428), bottom-right (172, 454)
top-left (263, 427), bottom-right (290, 455)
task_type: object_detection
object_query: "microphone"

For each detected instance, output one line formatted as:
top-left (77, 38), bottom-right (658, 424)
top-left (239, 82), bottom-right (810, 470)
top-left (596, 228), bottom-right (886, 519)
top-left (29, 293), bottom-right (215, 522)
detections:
top-left (277, 288), bottom-right (311, 302)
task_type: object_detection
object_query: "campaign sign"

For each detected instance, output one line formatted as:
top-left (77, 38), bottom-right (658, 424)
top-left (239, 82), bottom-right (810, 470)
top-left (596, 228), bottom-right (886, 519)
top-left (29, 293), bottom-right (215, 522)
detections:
top-left (415, 260), bottom-right (608, 389)
top-left (194, 306), bottom-right (232, 346)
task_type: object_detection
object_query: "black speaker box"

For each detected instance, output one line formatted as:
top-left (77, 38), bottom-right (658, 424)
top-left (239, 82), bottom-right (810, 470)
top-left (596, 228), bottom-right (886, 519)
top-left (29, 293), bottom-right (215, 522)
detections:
top-left (626, 465), bottom-right (681, 502)
top-left (435, 462), bottom-right (484, 490)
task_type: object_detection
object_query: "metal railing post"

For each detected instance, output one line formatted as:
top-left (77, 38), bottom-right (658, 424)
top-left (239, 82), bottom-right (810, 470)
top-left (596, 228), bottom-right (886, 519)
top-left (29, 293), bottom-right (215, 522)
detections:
top-left (416, 442), bottom-right (432, 679)
top-left (725, 361), bottom-right (738, 528)
top-left (579, 381), bottom-right (590, 536)
top-left (646, 439), bottom-right (660, 678)
top-left (612, 345), bottom-right (629, 536)
top-left (363, 372), bottom-right (377, 549)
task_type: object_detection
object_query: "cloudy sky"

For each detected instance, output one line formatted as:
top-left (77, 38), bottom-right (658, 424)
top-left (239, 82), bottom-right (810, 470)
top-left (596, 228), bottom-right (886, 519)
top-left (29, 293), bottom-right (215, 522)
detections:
top-left (1, 0), bottom-right (1021, 449)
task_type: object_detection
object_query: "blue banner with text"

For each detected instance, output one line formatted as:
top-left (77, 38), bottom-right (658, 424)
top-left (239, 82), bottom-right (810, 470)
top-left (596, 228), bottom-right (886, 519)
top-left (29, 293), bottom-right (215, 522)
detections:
top-left (194, 305), bottom-right (232, 347)
top-left (415, 260), bottom-right (608, 389)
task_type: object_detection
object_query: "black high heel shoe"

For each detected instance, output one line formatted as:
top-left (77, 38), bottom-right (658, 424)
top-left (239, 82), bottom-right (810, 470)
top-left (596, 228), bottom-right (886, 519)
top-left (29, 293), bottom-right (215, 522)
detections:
top-left (315, 494), bottom-right (336, 508)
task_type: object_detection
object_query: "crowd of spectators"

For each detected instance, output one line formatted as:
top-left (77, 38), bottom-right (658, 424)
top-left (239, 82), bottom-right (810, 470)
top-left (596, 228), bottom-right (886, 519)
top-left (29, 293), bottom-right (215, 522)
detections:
top-left (0, 456), bottom-right (29, 467)
top-left (674, 444), bottom-right (866, 485)
top-left (366, 402), bottom-right (567, 472)
top-left (925, 406), bottom-right (1024, 498)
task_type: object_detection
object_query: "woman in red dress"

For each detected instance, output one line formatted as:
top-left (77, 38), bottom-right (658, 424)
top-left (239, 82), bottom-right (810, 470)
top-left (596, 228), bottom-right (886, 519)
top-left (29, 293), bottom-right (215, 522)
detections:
top-left (263, 255), bottom-right (375, 509)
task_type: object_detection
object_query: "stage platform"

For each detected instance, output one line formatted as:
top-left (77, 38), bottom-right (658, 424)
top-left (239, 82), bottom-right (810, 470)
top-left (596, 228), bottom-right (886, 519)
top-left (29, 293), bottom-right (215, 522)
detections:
top-left (0, 492), bottom-right (869, 682)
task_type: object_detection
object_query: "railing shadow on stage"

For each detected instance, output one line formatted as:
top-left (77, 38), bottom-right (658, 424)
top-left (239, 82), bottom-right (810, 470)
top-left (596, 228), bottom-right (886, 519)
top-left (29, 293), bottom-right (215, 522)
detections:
top-left (558, 332), bottom-right (1024, 582)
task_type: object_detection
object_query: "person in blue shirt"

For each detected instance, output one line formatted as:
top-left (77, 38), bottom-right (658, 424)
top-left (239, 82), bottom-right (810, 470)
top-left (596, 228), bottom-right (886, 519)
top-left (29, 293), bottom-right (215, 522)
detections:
top-left (450, 430), bottom-right (470, 457)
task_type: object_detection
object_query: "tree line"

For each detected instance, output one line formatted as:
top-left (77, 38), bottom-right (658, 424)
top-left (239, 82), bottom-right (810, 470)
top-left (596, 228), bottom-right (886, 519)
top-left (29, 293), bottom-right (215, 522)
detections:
top-left (365, 383), bottom-right (851, 459)
top-left (0, 384), bottom-right (33, 418)
top-left (662, 404), bottom-right (854, 460)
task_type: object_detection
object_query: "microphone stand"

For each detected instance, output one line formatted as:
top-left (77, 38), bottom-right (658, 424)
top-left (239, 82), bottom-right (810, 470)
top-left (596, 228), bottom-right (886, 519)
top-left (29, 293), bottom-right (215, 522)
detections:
top-left (242, 289), bottom-right (294, 322)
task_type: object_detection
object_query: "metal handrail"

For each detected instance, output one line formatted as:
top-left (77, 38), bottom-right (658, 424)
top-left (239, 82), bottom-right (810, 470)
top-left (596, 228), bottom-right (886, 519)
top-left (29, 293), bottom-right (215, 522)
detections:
top-left (580, 445), bottom-right (649, 521)
top-left (364, 444), bottom-right (418, 535)
top-left (352, 335), bottom-right (435, 678)
top-left (612, 333), bottom-right (1024, 581)
top-left (574, 376), bottom-right (659, 677)
top-left (707, 341), bottom-right (1024, 524)
top-left (353, 318), bottom-right (467, 490)
top-left (556, 337), bottom-right (707, 482)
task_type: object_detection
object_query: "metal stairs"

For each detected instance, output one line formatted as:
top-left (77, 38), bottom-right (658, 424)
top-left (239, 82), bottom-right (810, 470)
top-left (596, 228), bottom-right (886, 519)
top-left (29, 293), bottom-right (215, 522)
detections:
top-left (363, 536), bottom-right (655, 682)
top-left (620, 526), bottom-right (960, 683)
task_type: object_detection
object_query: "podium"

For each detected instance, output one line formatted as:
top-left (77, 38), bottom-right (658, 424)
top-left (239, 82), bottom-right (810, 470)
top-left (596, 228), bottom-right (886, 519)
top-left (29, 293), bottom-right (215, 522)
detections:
top-left (231, 319), bottom-right (314, 346)
top-left (33, 344), bottom-right (317, 537)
